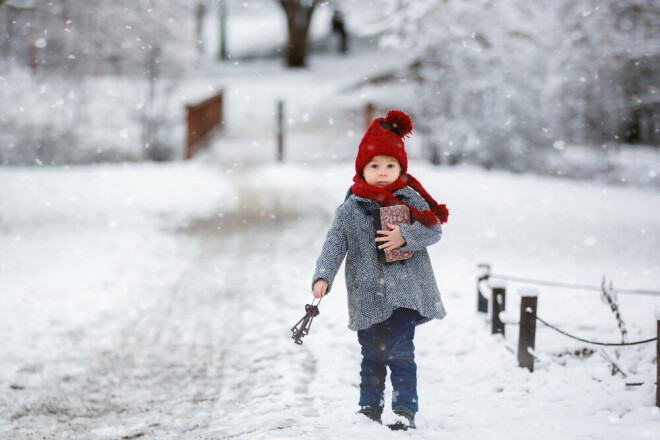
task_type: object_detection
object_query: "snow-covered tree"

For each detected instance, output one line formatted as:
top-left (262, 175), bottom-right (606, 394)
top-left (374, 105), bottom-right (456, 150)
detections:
top-left (549, 0), bottom-right (660, 146)
top-left (0, 0), bottom-right (196, 76)
top-left (378, 0), bottom-right (556, 168)
top-left (0, 1), bottom-right (196, 165)
top-left (380, 0), bottom-right (660, 169)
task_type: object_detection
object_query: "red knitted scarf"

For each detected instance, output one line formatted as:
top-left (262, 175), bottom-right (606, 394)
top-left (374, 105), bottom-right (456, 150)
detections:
top-left (351, 174), bottom-right (449, 227)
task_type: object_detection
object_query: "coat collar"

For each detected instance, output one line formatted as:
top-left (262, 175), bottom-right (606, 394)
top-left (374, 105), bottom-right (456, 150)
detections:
top-left (348, 185), bottom-right (415, 205)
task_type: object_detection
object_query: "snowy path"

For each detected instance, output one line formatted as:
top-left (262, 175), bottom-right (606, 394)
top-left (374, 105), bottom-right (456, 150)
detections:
top-left (0, 171), bottom-right (335, 439)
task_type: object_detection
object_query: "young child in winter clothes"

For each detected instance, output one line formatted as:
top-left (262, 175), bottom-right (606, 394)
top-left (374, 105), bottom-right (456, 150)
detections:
top-left (312, 110), bottom-right (448, 430)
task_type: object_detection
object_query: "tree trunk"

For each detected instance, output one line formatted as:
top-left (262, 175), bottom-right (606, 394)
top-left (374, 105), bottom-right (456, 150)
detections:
top-left (287, 25), bottom-right (307, 67)
top-left (280, 0), bottom-right (317, 68)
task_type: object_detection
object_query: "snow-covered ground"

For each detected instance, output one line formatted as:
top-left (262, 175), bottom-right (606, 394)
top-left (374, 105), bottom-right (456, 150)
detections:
top-left (2, 5), bottom-right (660, 437)
top-left (1, 156), bottom-right (659, 439)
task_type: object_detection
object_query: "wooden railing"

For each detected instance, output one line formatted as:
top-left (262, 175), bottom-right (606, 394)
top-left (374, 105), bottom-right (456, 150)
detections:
top-left (185, 91), bottom-right (224, 159)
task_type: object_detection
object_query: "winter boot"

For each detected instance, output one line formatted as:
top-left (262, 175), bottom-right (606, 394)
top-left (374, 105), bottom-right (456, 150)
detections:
top-left (388, 406), bottom-right (416, 431)
top-left (357, 405), bottom-right (383, 424)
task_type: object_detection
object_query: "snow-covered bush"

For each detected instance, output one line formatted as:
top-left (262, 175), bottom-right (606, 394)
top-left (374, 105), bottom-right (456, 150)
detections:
top-left (0, 0), bottom-right (195, 76)
top-left (0, 0), bottom-right (195, 165)
top-left (549, 0), bottom-right (660, 146)
top-left (381, 0), bottom-right (660, 170)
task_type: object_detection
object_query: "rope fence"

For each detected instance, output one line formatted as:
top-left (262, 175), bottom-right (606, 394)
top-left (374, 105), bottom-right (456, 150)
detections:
top-left (533, 313), bottom-right (657, 347)
top-left (475, 263), bottom-right (660, 408)
top-left (489, 273), bottom-right (660, 297)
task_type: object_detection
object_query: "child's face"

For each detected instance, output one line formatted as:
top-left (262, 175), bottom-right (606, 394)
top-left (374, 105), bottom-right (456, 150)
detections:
top-left (363, 155), bottom-right (402, 188)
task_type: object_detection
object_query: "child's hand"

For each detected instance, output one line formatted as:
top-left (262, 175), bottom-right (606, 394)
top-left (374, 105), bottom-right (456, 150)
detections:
top-left (376, 223), bottom-right (406, 251)
top-left (313, 279), bottom-right (328, 298)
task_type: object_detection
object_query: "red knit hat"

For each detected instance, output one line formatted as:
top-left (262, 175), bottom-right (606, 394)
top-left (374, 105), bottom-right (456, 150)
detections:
top-left (355, 110), bottom-right (413, 175)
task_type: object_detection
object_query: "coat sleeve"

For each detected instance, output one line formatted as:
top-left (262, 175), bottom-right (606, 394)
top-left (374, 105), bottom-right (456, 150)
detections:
top-left (399, 220), bottom-right (442, 251)
top-left (398, 194), bottom-right (443, 251)
top-left (311, 208), bottom-right (348, 295)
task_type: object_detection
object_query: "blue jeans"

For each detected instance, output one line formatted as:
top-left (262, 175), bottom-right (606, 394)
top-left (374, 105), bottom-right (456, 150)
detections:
top-left (357, 308), bottom-right (418, 413)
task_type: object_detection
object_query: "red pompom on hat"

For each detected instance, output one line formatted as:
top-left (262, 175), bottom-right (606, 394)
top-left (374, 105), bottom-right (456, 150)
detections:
top-left (355, 109), bottom-right (413, 175)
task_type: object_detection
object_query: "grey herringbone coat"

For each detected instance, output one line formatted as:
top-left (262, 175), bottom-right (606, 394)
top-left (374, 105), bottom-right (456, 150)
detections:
top-left (312, 186), bottom-right (447, 331)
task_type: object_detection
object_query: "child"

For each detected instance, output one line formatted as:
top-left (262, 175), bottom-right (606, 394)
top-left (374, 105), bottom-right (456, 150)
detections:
top-left (311, 110), bottom-right (448, 430)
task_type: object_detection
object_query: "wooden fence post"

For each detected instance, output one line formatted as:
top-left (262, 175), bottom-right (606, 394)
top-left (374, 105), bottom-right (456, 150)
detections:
top-left (518, 287), bottom-right (539, 372)
top-left (218, 0), bottom-right (228, 60)
top-left (29, 43), bottom-right (38, 75)
top-left (490, 280), bottom-right (507, 336)
top-left (365, 102), bottom-right (375, 130)
top-left (477, 263), bottom-right (490, 313)
top-left (277, 99), bottom-right (284, 162)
